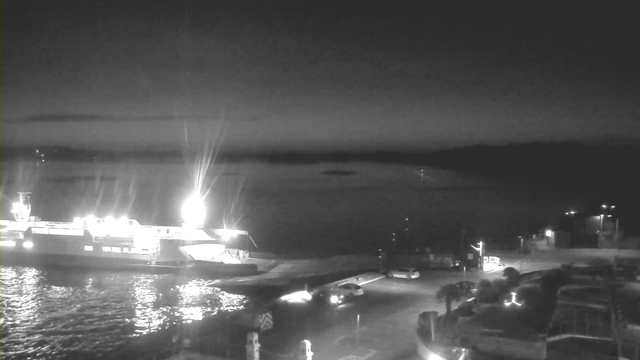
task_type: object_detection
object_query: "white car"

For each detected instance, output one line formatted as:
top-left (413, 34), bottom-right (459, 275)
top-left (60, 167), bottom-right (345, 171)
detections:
top-left (333, 283), bottom-right (364, 297)
top-left (386, 268), bottom-right (420, 280)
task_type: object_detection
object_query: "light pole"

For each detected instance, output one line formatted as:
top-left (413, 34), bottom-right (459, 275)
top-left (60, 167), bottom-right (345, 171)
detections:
top-left (404, 217), bottom-right (411, 254)
top-left (600, 204), bottom-right (617, 247)
top-left (461, 228), bottom-right (466, 257)
top-left (519, 236), bottom-right (523, 254)
top-left (564, 210), bottom-right (576, 247)
top-left (391, 232), bottom-right (396, 253)
top-left (471, 241), bottom-right (483, 270)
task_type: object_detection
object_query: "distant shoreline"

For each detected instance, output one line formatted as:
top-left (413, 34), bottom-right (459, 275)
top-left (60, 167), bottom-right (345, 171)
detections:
top-left (2, 143), bottom-right (640, 192)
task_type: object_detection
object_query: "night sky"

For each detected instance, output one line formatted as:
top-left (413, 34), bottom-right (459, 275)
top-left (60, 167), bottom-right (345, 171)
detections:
top-left (2, 1), bottom-right (640, 152)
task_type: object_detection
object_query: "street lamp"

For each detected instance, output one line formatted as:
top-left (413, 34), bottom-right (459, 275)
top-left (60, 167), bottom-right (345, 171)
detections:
top-left (599, 204), bottom-right (616, 233)
top-left (471, 241), bottom-right (483, 269)
top-left (519, 236), bottom-right (524, 254)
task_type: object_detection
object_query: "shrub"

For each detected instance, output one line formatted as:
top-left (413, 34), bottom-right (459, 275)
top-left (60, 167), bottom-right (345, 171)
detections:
top-left (516, 285), bottom-right (542, 309)
top-left (492, 278), bottom-right (511, 300)
top-left (503, 267), bottom-right (521, 287)
top-left (476, 279), bottom-right (499, 303)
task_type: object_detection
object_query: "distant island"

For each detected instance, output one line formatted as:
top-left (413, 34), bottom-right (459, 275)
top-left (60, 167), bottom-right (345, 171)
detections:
top-left (2, 142), bottom-right (640, 192)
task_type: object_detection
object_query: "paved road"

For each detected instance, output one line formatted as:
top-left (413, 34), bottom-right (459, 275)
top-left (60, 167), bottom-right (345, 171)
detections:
top-left (259, 269), bottom-right (504, 360)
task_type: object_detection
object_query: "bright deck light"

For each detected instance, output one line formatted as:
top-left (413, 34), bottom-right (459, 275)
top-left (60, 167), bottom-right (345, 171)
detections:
top-left (181, 195), bottom-right (206, 227)
top-left (216, 228), bottom-right (239, 241)
top-left (545, 229), bottom-right (553, 237)
top-left (23, 241), bottom-right (34, 249)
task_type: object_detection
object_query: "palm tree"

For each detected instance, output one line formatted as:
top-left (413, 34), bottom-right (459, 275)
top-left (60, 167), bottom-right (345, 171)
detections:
top-left (436, 283), bottom-right (463, 321)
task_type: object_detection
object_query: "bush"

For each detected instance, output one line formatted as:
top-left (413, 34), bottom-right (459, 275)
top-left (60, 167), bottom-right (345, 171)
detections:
top-left (492, 278), bottom-right (511, 300)
top-left (516, 285), bottom-right (542, 309)
top-left (453, 300), bottom-right (476, 317)
top-left (503, 267), bottom-right (521, 287)
top-left (476, 279), bottom-right (499, 303)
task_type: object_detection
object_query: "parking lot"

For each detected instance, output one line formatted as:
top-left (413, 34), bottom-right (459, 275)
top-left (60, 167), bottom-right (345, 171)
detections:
top-left (258, 268), bottom-right (504, 360)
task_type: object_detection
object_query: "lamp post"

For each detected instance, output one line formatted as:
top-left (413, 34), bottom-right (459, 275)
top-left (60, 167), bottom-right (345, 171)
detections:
top-left (600, 204), bottom-right (618, 247)
top-left (471, 241), bottom-right (483, 270)
top-left (519, 236), bottom-right (523, 254)
top-left (404, 217), bottom-right (411, 254)
top-left (564, 210), bottom-right (576, 247)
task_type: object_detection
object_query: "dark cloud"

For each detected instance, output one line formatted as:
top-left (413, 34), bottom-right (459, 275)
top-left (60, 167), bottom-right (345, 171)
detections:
top-left (321, 170), bottom-right (358, 176)
top-left (14, 113), bottom-right (264, 123)
top-left (19, 113), bottom-right (115, 122)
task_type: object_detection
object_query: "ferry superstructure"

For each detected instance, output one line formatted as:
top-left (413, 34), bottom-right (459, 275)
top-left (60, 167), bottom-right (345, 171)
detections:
top-left (0, 192), bottom-right (259, 275)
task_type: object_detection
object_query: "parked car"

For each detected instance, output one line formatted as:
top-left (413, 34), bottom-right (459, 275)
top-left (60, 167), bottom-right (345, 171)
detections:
top-left (333, 283), bottom-right (364, 297)
top-left (386, 268), bottom-right (420, 280)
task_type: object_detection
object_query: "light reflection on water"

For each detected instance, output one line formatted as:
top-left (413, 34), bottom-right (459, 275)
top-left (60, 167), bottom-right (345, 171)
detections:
top-left (0, 266), bottom-right (248, 359)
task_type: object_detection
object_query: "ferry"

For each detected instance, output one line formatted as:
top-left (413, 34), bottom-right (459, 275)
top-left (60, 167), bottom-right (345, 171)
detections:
top-left (0, 192), bottom-right (260, 276)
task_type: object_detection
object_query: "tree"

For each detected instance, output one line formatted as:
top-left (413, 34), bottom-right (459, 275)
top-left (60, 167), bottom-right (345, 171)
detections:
top-left (475, 279), bottom-right (499, 303)
top-left (436, 283), bottom-right (463, 321)
top-left (503, 267), bottom-right (521, 287)
top-left (491, 278), bottom-right (511, 300)
top-left (454, 280), bottom-right (476, 298)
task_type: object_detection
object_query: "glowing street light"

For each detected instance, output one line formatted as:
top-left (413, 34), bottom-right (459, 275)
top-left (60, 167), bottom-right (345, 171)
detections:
top-left (471, 240), bottom-right (484, 269)
top-left (181, 194), bottom-right (206, 227)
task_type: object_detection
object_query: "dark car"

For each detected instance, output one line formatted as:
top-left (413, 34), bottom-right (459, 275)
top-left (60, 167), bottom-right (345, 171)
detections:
top-left (451, 260), bottom-right (464, 271)
top-left (313, 289), bottom-right (345, 305)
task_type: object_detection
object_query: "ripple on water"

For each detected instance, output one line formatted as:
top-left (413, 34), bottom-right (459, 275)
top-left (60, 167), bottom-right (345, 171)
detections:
top-left (0, 266), bottom-right (248, 359)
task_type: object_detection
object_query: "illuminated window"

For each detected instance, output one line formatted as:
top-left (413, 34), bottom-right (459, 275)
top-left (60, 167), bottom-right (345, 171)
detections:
top-left (84, 245), bottom-right (94, 251)
top-left (103, 246), bottom-right (112, 252)
top-left (112, 247), bottom-right (121, 253)
top-left (0, 240), bottom-right (16, 247)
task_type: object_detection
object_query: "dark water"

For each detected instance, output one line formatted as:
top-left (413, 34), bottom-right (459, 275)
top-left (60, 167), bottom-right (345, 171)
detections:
top-left (0, 159), bottom-right (574, 254)
top-left (0, 266), bottom-right (247, 359)
top-left (0, 159), bottom-right (578, 358)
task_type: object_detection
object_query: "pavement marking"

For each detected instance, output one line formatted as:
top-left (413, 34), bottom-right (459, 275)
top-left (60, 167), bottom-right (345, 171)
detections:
top-left (358, 275), bottom-right (385, 286)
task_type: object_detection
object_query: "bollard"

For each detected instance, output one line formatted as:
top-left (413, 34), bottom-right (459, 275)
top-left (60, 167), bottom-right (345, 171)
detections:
top-left (246, 332), bottom-right (260, 360)
top-left (298, 339), bottom-right (313, 360)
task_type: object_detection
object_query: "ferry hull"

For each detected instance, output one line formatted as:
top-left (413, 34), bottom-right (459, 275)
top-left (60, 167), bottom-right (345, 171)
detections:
top-left (0, 248), bottom-right (260, 276)
top-left (0, 231), bottom-right (260, 276)
top-left (0, 248), bottom-right (182, 274)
